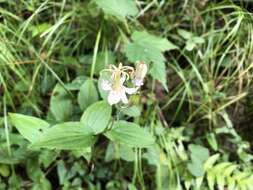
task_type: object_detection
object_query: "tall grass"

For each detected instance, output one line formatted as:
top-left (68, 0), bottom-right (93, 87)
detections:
top-left (1, 0), bottom-right (253, 189)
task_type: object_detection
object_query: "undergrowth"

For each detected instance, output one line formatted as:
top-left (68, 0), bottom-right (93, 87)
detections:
top-left (1, 0), bottom-right (253, 190)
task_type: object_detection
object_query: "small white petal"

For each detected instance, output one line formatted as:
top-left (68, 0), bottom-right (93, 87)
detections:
top-left (108, 90), bottom-right (121, 105)
top-left (124, 87), bottom-right (137, 94)
top-left (101, 80), bottom-right (112, 91)
top-left (120, 89), bottom-right (128, 104)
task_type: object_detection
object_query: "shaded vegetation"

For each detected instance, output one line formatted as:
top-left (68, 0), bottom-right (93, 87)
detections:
top-left (1, 0), bottom-right (253, 189)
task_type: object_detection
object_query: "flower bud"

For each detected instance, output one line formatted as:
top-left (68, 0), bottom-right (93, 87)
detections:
top-left (133, 61), bottom-right (148, 87)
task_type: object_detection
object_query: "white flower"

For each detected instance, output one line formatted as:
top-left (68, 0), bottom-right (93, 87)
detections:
top-left (101, 79), bottom-right (137, 105)
top-left (100, 62), bottom-right (147, 105)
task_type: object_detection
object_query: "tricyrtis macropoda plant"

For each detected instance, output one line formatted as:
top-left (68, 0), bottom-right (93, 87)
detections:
top-left (9, 61), bottom-right (154, 153)
top-left (3, 0), bottom-right (253, 189)
top-left (100, 61), bottom-right (147, 105)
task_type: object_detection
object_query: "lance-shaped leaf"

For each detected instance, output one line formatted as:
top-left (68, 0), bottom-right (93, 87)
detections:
top-left (78, 79), bottom-right (98, 111)
top-left (31, 122), bottom-right (96, 150)
top-left (81, 101), bottom-right (112, 134)
top-left (50, 84), bottom-right (73, 122)
top-left (105, 121), bottom-right (155, 148)
top-left (9, 113), bottom-right (50, 142)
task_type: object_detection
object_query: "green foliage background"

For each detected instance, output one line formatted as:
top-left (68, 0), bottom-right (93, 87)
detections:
top-left (1, 0), bottom-right (253, 189)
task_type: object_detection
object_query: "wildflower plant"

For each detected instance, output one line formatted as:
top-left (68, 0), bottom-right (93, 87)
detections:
top-left (2, 0), bottom-right (253, 190)
top-left (100, 61), bottom-right (147, 105)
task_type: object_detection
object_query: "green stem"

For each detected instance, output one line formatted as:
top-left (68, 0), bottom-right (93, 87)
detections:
top-left (3, 96), bottom-right (11, 156)
top-left (156, 163), bottom-right (162, 190)
top-left (138, 148), bottom-right (146, 190)
top-left (132, 148), bottom-right (138, 184)
top-left (3, 96), bottom-right (16, 176)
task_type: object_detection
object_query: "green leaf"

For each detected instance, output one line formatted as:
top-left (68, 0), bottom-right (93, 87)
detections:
top-left (94, 51), bottom-right (115, 74)
top-left (78, 79), bottom-right (98, 111)
top-left (81, 101), bottom-right (112, 134)
top-left (125, 31), bottom-right (177, 89)
top-left (39, 150), bottom-right (57, 168)
top-left (206, 133), bottom-right (218, 151)
top-left (9, 113), bottom-right (50, 142)
top-left (95, 0), bottom-right (138, 19)
top-left (177, 29), bottom-right (193, 40)
top-left (50, 84), bottom-right (73, 122)
top-left (192, 36), bottom-right (205, 44)
top-left (186, 39), bottom-right (196, 51)
top-left (149, 61), bottom-right (168, 91)
top-left (0, 164), bottom-right (10, 177)
top-left (128, 184), bottom-right (138, 190)
top-left (31, 122), bottom-right (96, 150)
top-left (121, 105), bottom-right (141, 117)
top-left (29, 23), bottom-right (52, 37)
top-left (126, 31), bottom-right (177, 63)
top-left (105, 121), bottom-right (155, 148)
top-left (126, 42), bottom-right (165, 64)
top-left (57, 160), bottom-right (67, 185)
top-left (26, 158), bottom-right (43, 181)
top-left (187, 144), bottom-right (210, 177)
top-left (189, 144), bottom-right (210, 163)
top-left (204, 154), bottom-right (220, 171)
top-left (105, 142), bottom-right (135, 162)
top-left (187, 159), bottom-right (205, 177)
top-left (65, 76), bottom-right (86, 91)
top-left (72, 147), bottom-right (92, 162)
top-left (143, 146), bottom-right (160, 165)
top-left (130, 31), bottom-right (177, 52)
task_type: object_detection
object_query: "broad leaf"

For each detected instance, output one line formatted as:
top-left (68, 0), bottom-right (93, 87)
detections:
top-left (31, 122), bottom-right (95, 150)
top-left (187, 158), bottom-right (205, 177)
top-left (50, 84), bottom-right (73, 122)
top-left (105, 142), bottom-right (135, 162)
top-left (130, 31), bottom-right (178, 52)
top-left (121, 105), bottom-right (141, 117)
top-left (65, 76), bottom-right (86, 91)
top-left (95, 0), bottom-right (138, 19)
top-left (187, 144), bottom-right (210, 177)
top-left (189, 144), bottom-right (210, 163)
top-left (9, 113), bottom-right (50, 142)
top-left (105, 121), bottom-right (155, 148)
top-left (143, 146), bottom-right (160, 165)
top-left (126, 43), bottom-right (165, 65)
top-left (78, 79), bottom-right (98, 111)
top-left (81, 101), bottom-right (112, 134)
top-left (149, 61), bottom-right (167, 91)
top-left (125, 31), bottom-right (177, 90)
